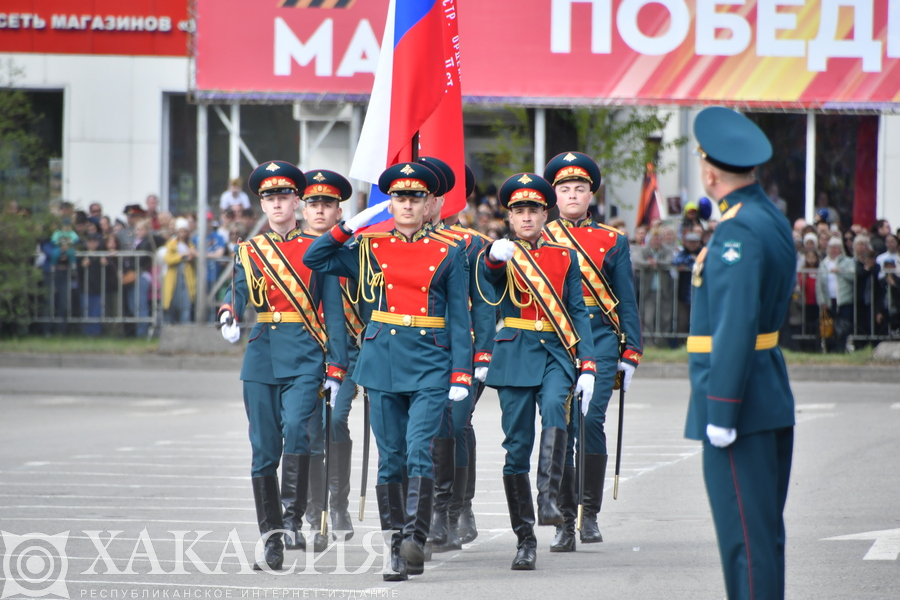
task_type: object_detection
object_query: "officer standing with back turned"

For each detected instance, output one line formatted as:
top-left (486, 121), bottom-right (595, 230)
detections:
top-left (685, 107), bottom-right (795, 600)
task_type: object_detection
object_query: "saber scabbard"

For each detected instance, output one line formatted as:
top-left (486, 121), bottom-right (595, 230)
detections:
top-left (359, 388), bottom-right (371, 521)
top-left (321, 387), bottom-right (332, 538)
top-left (576, 391), bottom-right (585, 531)
top-left (614, 375), bottom-right (625, 500)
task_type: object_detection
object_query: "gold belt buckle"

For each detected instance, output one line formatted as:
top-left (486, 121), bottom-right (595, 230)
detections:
top-left (534, 320), bottom-right (544, 332)
top-left (402, 314), bottom-right (412, 327)
top-left (273, 311), bottom-right (282, 323)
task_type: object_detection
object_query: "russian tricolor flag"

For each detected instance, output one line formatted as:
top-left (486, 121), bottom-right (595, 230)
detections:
top-left (350, 0), bottom-right (467, 229)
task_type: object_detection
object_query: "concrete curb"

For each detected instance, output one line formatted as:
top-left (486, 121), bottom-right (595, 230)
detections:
top-left (0, 353), bottom-right (241, 371)
top-left (1, 353), bottom-right (898, 382)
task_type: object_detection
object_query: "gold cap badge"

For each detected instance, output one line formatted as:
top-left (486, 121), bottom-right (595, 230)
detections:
top-left (400, 164), bottom-right (415, 175)
top-left (313, 172), bottom-right (326, 182)
top-left (517, 174), bottom-right (533, 184)
top-left (266, 163), bottom-right (280, 172)
top-left (564, 153), bottom-right (577, 162)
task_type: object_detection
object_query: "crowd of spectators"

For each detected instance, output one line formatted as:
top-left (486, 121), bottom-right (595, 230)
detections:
top-left (789, 213), bottom-right (900, 351)
top-left (622, 193), bottom-right (900, 352)
top-left (20, 176), bottom-right (900, 350)
top-left (32, 183), bottom-right (253, 336)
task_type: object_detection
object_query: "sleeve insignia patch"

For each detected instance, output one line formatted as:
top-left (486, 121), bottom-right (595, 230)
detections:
top-left (721, 241), bottom-right (742, 265)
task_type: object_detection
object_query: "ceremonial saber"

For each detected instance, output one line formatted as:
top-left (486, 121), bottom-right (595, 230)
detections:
top-left (321, 387), bottom-right (332, 539)
top-left (576, 392), bottom-right (585, 531)
top-left (359, 388), bottom-right (371, 521)
top-left (614, 333), bottom-right (626, 500)
top-left (613, 382), bottom-right (625, 499)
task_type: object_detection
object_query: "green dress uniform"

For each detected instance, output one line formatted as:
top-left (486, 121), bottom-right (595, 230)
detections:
top-left (419, 157), bottom-right (496, 551)
top-left (302, 162), bottom-right (473, 581)
top-left (218, 160), bottom-right (348, 569)
top-left (542, 151), bottom-right (644, 549)
top-left (685, 107), bottom-right (795, 600)
top-left (294, 170), bottom-right (359, 548)
top-left (480, 173), bottom-right (596, 571)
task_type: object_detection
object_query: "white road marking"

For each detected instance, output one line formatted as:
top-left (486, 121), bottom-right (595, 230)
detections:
top-left (796, 403), bottom-right (836, 410)
top-left (824, 528), bottom-right (900, 560)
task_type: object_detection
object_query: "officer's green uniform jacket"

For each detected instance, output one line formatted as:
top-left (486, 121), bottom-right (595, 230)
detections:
top-left (437, 223), bottom-right (496, 366)
top-left (685, 183), bottom-right (795, 438)
top-left (219, 228), bottom-right (348, 385)
top-left (480, 238), bottom-right (597, 386)
top-left (302, 223), bottom-right (473, 393)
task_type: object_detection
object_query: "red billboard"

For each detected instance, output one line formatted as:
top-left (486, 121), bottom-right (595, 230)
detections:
top-left (0, 0), bottom-right (190, 56)
top-left (194, 0), bottom-right (900, 108)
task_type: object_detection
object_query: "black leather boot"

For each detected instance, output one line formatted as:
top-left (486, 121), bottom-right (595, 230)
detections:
top-left (376, 483), bottom-right (407, 582)
top-left (536, 427), bottom-right (567, 526)
top-left (329, 440), bottom-right (354, 540)
top-left (426, 438), bottom-right (455, 547)
top-left (252, 475), bottom-right (285, 570)
top-left (504, 473), bottom-right (537, 570)
top-left (305, 454), bottom-right (328, 552)
top-left (439, 466), bottom-right (468, 552)
top-left (458, 435), bottom-right (478, 544)
top-left (400, 476), bottom-right (434, 576)
top-left (580, 453), bottom-right (608, 543)
top-left (280, 454), bottom-right (307, 551)
top-left (550, 466), bottom-right (576, 552)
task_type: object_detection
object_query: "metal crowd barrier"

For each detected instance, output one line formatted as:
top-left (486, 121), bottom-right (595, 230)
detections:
top-left (633, 265), bottom-right (900, 348)
top-left (30, 250), bottom-right (160, 335)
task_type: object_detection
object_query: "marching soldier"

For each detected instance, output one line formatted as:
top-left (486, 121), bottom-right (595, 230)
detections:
top-left (295, 170), bottom-right (359, 550)
top-left (686, 107), bottom-right (795, 600)
top-left (419, 158), bottom-right (495, 552)
top-left (479, 173), bottom-right (596, 571)
top-left (451, 166), bottom-right (490, 546)
top-left (303, 162), bottom-right (473, 581)
top-left (219, 160), bottom-right (348, 570)
top-left (541, 152), bottom-right (643, 550)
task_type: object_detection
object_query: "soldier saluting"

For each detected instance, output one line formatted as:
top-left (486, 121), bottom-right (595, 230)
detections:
top-left (478, 173), bottom-right (596, 571)
top-left (218, 161), bottom-right (348, 570)
top-left (419, 157), bottom-right (495, 553)
top-left (541, 152), bottom-right (643, 551)
top-left (303, 162), bottom-right (473, 581)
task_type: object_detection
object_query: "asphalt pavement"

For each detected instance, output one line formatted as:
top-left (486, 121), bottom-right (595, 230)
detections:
top-left (0, 367), bottom-right (898, 599)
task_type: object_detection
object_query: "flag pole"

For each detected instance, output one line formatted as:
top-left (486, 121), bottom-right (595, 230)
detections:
top-left (411, 132), bottom-right (420, 161)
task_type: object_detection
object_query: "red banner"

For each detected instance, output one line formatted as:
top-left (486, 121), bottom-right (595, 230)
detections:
top-left (0, 0), bottom-right (190, 56)
top-left (194, 0), bottom-right (900, 108)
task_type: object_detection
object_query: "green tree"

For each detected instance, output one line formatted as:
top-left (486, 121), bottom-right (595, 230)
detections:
top-left (470, 106), bottom-right (686, 207)
top-left (560, 107), bottom-right (685, 183)
top-left (0, 61), bottom-right (55, 330)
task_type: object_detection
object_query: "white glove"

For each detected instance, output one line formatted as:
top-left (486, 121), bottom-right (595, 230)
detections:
top-left (474, 366), bottom-right (489, 382)
top-left (489, 239), bottom-right (515, 263)
top-left (344, 200), bottom-right (390, 233)
top-left (449, 385), bottom-right (469, 402)
top-left (323, 379), bottom-right (341, 407)
top-left (617, 361), bottom-right (636, 393)
top-left (575, 373), bottom-right (595, 416)
top-left (706, 424), bottom-right (737, 448)
top-left (220, 311), bottom-right (240, 343)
